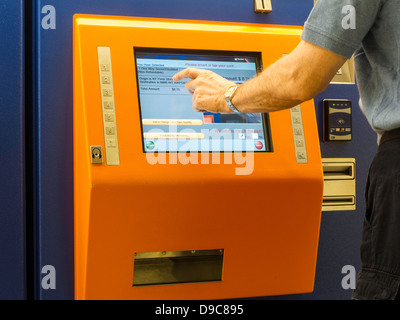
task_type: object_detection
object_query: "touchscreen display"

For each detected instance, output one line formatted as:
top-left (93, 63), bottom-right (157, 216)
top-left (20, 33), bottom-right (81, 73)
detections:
top-left (134, 48), bottom-right (272, 152)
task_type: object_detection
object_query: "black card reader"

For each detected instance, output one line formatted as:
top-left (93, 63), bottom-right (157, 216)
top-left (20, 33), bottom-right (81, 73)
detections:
top-left (323, 99), bottom-right (352, 142)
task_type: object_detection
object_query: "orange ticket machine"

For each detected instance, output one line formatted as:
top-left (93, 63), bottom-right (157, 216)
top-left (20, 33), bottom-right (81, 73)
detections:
top-left (73, 15), bottom-right (323, 300)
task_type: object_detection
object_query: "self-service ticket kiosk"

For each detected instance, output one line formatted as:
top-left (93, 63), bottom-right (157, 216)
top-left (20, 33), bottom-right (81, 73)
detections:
top-left (74, 15), bottom-right (323, 299)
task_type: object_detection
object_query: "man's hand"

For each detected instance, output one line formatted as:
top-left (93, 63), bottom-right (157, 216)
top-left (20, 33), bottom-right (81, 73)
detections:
top-left (172, 40), bottom-right (346, 114)
top-left (172, 68), bottom-right (236, 113)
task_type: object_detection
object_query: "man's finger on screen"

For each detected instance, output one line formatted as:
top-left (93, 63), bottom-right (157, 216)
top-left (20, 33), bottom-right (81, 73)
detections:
top-left (172, 68), bottom-right (204, 81)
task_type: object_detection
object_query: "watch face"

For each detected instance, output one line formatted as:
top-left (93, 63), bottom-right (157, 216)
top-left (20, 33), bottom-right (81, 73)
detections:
top-left (225, 86), bottom-right (236, 98)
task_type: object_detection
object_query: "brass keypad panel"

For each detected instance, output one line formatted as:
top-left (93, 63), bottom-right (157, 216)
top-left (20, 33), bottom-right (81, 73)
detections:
top-left (290, 105), bottom-right (308, 164)
top-left (97, 46), bottom-right (120, 165)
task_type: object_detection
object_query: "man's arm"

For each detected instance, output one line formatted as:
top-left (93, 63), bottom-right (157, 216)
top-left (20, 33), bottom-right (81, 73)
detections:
top-left (172, 40), bottom-right (347, 113)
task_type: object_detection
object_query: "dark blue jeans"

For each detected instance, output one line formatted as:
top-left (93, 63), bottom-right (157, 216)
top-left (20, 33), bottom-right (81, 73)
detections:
top-left (352, 137), bottom-right (400, 300)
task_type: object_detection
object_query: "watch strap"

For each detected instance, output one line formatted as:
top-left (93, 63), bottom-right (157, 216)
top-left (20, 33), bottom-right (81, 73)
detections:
top-left (225, 85), bottom-right (240, 113)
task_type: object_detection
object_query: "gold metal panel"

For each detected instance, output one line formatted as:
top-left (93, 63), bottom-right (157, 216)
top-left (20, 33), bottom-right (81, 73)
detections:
top-left (97, 46), bottom-right (120, 165)
top-left (322, 158), bottom-right (356, 211)
top-left (290, 105), bottom-right (308, 163)
top-left (254, 0), bottom-right (272, 13)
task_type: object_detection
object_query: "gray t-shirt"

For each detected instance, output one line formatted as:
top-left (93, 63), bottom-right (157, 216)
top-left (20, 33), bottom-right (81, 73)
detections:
top-left (301, 0), bottom-right (400, 136)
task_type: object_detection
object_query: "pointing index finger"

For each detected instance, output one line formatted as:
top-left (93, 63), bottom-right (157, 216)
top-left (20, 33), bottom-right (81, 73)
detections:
top-left (172, 68), bottom-right (204, 81)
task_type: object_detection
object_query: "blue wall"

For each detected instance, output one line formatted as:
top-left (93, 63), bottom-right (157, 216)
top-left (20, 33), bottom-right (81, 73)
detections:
top-left (27, 0), bottom-right (377, 299)
top-left (0, 0), bottom-right (26, 300)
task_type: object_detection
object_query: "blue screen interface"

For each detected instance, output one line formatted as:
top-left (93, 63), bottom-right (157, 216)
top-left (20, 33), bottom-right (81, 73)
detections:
top-left (134, 49), bottom-right (271, 152)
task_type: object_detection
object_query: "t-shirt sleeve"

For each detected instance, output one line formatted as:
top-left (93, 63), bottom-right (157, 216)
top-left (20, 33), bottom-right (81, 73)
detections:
top-left (301, 0), bottom-right (386, 59)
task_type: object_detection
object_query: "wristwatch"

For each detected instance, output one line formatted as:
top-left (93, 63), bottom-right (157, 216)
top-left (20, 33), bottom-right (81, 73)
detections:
top-left (224, 85), bottom-right (241, 113)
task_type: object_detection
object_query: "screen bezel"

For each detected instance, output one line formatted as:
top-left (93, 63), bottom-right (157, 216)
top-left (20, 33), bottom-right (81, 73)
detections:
top-left (133, 47), bottom-right (273, 153)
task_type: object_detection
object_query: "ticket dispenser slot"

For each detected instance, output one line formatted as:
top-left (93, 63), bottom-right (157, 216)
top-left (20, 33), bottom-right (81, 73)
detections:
top-left (133, 249), bottom-right (224, 286)
top-left (322, 158), bottom-right (356, 211)
top-left (74, 16), bottom-right (323, 299)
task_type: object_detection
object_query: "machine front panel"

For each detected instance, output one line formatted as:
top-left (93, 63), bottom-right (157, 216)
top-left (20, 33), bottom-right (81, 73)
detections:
top-left (74, 16), bottom-right (323, 299)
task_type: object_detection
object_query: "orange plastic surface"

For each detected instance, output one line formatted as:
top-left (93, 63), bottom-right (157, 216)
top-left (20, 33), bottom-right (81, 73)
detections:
top-left (73, 15), bottom-right (323, 300)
